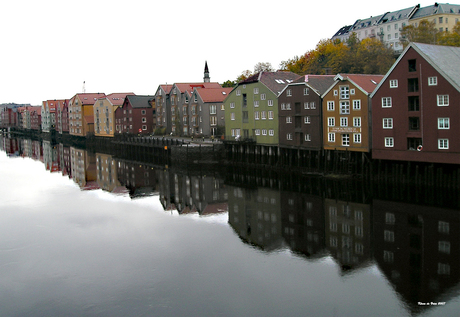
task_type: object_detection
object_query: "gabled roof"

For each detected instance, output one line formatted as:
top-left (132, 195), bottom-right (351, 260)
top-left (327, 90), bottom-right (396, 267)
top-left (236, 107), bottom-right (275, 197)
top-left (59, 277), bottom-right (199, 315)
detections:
top-left (173, 82), bottom-right (221, 95)
top-left (103, 93), bottom-right (135, 106)
top-left (371, 42), bottom-right (460, 97)
top-left (287, 75), bottom-right (336, 96)
top-left (193, 87), bottom-right (233, 103)
top-left (380, 5), bottom-right (419, 24)
top-left (241, 71), bottom-right (301, 96)
top-left (322, 74), bottom-right (383, 98)
top-left (157, 84), bottom-right (173, 95)
top-left (125, 95), bottom-right (154, 108)
top-left (74, 93), bottom-right (106, 105)
top-left (411, 3), bottom-right (460, 19)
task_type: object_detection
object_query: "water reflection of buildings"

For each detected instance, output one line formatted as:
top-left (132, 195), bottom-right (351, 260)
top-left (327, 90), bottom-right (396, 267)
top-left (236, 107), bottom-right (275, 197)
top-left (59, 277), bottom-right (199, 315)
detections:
top-left (228, 186), bottom-right (283, 250)
top-left (116, 159), bottom-right (158, 198)
top-left (70, 147), bottom-right (99, 190)
top-left (373, 200), bottom-right (460, 315)
top-left (59, 144), bottom-right (72, 178)
top-left (96, 153), bottom-right (126, 194)
top-left (159, 169), bottom-right (227, 216)
top-left (325, 199), bottom-right (372, 273)
top-left (43, 140), bottom-right (59, 172)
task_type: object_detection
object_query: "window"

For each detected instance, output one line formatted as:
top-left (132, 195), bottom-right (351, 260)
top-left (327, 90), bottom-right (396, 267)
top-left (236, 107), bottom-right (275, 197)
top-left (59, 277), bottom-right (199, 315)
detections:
top-left (383, 118), bottom-right (393, 129)
top-left (261, 93), bottom-right (266, 100)
top-left (428, 77), bottom-right (438, 86)
top-left (310, 102), bottom-right (316, 109)
top-left (269, 129), bottom-right (274, 136)
top-left (142, 125), bottom-right (147, 130)
top-left (353, 117), bottom-right (361, 127)
top-left (236, 90), bottom-right (241, 96)
top-left (268, 100), bottom-right (273, 106)
top-left (254, 100), bottom-right (259, 107)
top-left (384, 230), bottom-right (395, 242)
top-left (230, 112), bottom-right (235, 120)
top-left (142, 117), bottom-right (147, 123)
top-left (352, 100), bottom-right (361, 110)
top-left (407, 138), bottom-right (422, 150)
top-left (327, 101), bottom-right (335, 111)
top-left (268, 111), bottom-right (274, 120)
top-left (437, 95), bottom-right (449, 106)
top-left (438, 221), bottom-right (450, 234)
top-left (408, 78), bottom-right (419, 92)
top-left (255, 129), bottom-right (260, 135)
top-left (262, 129), bottom-right (267, 135)
top-left (230, 102), bottom-right (235, 108)
top-left (287, 89), bottom-right (292, 97)
top-left (261, 111), bottom-right (266, 120)
top-left (328, 133), bottom-right (335, 142)
top-left (340, 101), bottom-right (350, 114)
top-left (286, 116), bottom-right (292, 123)
top-left (408, 59), bottom-right (416, 72)
top-left (340, 86), bottom-right (349, 99)
top-left (286, 103), bottom-right (291, 110)
top-left (210, 105), bottom-right (217, 114)
top-left (382, 97), bottom-right (392, 108)
top-left (304, 88), bottom-right (309, 95)
top-left (287, 133), bottom-right (293, 140)
top-left (438, 139), bottom-right (449, 149)
top-left (385, 137), bottom-right (394, 147)
top-left (304, 102), bottom-right (309, 109)
top-left (439, 241), bottom-right (450, 254)
top-left (141, 110), bottom-right (146, 115)
top-left (254, 87), bottom-right (259, 94)
top-left (340, 117), bottom-right (348, 127)
top-left (328, 117), bottom-right (335, 126)
top-left (408, 96), bottom-right (419, 111)
top-left (305, 134), bottom-right (311, 141)
top-left (390, 80), bottom-right (398, 88)
top-left (304, 116), bottom-right (311, 124)
top-left (333, 90), bottom-right (338, 96)
top-left (438, 118), bottom-right (449, 129)
top-left (409, 117), bottom-right (420, 130)
top-left (354, 133), bottom-right (361, 143)
top-left (254, 111), bottom-right (260, 120)
top-left (342, 134), bottom-right (350, 146)
top-left (281, 103), bottom-right (286, 110)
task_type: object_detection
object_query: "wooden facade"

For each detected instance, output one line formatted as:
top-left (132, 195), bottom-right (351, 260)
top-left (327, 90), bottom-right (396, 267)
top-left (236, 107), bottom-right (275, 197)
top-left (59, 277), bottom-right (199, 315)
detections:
top-left (371, 43), bottom-right (460, 165)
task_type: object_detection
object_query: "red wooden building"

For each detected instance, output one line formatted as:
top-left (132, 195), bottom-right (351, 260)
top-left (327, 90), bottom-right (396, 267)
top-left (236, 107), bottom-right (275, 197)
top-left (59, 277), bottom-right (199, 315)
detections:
top-left (371, 43), bottom-right (460, 164)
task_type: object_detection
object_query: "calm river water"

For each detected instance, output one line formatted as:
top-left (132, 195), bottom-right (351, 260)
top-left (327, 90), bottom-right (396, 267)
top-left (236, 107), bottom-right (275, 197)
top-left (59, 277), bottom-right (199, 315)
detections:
top-left (0, 136), bottom-right (459, 317)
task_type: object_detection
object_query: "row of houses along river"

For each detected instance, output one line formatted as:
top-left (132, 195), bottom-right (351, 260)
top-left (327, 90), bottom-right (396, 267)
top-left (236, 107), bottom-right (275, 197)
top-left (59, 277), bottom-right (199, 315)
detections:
top-left (0, 132), bottom-right (459, 316)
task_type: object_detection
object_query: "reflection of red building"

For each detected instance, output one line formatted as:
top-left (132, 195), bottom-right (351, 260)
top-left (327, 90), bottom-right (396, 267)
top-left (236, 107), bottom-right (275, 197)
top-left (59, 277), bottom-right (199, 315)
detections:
top-left (2, 137), bottom-right (19, 156)
top-left (373, 199), bottom-right (460, 314)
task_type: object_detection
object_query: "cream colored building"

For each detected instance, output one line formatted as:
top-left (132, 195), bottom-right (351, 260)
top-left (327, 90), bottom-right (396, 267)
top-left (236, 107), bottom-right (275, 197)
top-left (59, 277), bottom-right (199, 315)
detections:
top-left (94, 93), bottom-right (134, 137)
top-left (69, 93), bottom-right (106, 137)
top-left (409, 3), bottom-right (460, 33)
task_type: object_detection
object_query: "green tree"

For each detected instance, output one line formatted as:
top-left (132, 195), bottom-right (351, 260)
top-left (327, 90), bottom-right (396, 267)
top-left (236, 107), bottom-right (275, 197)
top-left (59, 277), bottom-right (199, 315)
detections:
top-left (400, 19), bottom-right (439, 48)
top-left (438, 21), bottom-right (460, 46)
top-left (356, 38), bottom-right (394, 74)
top-left (236, 69), bottom-right (252, 83)
top-left (253, 62), bottom-right (274, 73)
top-left (222, 80), bottom-right (236, 87)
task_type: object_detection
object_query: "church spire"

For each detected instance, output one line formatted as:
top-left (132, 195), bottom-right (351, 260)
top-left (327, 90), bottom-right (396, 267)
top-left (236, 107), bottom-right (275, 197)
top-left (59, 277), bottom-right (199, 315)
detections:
top-left (203, 61), bottom-right (210, 82)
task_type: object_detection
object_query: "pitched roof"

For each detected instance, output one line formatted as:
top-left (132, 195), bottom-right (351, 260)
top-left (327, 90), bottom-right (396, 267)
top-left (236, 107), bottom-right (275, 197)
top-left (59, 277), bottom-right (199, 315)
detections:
top-left (298, 75), bottom-right (336, 95)
top-left (242, 71), bottom-right (301, 96)
top-left (126, 95), bottom-right (154, 108)
top-left (322, 74), bottom-right (383, 97)
top-left (371, 42), bottom-right (460, 97)
top-left (75, 93), bottom-right (106, 105)
top-left (411, 3), bottom-right (460, 19)
top-left (194, 87), bottom-right (233, 103)
top-left (159, 84), bottom-right (173, 94)
top-left (104, 93), bottom-right (135, 106)
top-left (174, 82), bottom-right (222, 95)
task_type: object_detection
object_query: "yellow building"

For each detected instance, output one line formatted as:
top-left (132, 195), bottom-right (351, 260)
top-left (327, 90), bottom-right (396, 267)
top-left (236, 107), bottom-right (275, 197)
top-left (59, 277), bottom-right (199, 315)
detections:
top-left (409, 3), bottom-right (460, 33)
top-left (69, 93), bottom-right (106, 137)
top-left (94, 93), bottom-right (134, 137)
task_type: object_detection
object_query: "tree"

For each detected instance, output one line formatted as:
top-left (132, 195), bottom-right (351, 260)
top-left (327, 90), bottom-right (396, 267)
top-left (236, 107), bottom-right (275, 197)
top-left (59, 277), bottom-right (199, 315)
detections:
top-left (236, 70), bottom-right (252, 83)
top-left (356, 38), bottom-right (395, 74)
top-left (438, 21), bottom-right (460, 47)
top-left (222, 80), bottom-right (236, 87)
top-left (400, 19), bottom-right (439, 48)
top-left (253, 62), bottom-right (274, 73)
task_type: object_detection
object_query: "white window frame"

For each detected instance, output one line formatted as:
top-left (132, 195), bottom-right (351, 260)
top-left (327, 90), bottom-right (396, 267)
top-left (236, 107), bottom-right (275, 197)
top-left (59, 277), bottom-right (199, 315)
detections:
top-left (305, 134), bottom-right (311, 141)
top-left (268, 111), bottom-right (274, 120)
top-left (353, 117), bottom-right (361, 127)
top-left (383, 118), bottom-right (393, 129)
top-left (230, 112), bottom-right (235, 120)
top-left (287, 133), bottom-right (293, 140)
top-left (382, 97), bottom-right (392, 108)
top-left (304, 102), bottom-right (310, 109)
top-left (428, 77), bottom-right (438, 86)
top-left (328, 133), bottom-right (335, 142)
top-left (286, 89), bottom-right (292, 97)
top-left (268, 99), bottom-right (273, 106)
top-left (352, 100), bottom-right (361, 110)
top-left (254, 100), bottom-right (259, 107)
top-left (438, 139), bottom-right (449, 149)
top-left (261, 93), bottom-right (266, 100)
top-left (389, 79), bottom-right (398, 88)
top-left (438, 118), bottom-right (449, 129)
top-left (342, 134), bottom-right (350, 146)
top-left (385, 137), bottom-right (394, 147)
top-left (304, 88), bottom-right (309, 95)
top-left (254, 111), bottom-right (260, 120)
top-left (286, 116), bottom-right (292, 123)
top-left (269, 129), bottom-right (274, 136)
top-left (327, 101), bottom-right (335, 111)
top-left (437, 95), bottom-right (449, 106)
top-left (340, 117), bottom-right (348, 127)
top-left (254, 87), bottom-right (259, 94)
top-left (262, 129), bottom-right (267, 136)
top-left (328, 117), bottom-right (335, 127)
top-left (255, 129), bottom-right (260, 135)
top-left (353, 133), bottom-right (361, 144)
top-left (304, 116), bottom-right (311, 124)
top-left (340, 86), bottom-right (349, 99)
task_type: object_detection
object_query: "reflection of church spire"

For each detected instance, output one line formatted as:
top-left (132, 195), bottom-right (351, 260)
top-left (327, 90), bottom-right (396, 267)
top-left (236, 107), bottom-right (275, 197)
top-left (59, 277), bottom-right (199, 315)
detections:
top-left (204, 61), bottom-right (210, 82)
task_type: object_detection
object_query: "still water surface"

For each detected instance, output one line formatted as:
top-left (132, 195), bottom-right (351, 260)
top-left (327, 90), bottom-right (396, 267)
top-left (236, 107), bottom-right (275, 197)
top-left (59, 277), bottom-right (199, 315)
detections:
top-left (0, 137), bottom-right (459, 317)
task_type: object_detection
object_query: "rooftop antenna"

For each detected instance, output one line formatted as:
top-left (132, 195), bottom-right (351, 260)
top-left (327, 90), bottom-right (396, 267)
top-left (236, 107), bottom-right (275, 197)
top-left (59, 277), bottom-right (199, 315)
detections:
top-left (82, 81), bottom-right (86, 93)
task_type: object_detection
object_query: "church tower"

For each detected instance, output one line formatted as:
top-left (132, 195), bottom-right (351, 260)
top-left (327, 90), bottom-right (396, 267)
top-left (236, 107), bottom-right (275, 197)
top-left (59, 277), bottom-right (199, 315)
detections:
top-left (203, 61), bottom-right (210, 83)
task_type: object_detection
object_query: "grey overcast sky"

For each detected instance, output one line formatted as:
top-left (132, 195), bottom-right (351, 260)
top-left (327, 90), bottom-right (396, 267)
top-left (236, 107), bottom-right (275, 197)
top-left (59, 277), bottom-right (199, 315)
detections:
top-left (0, 0), bottom-right (434, 105)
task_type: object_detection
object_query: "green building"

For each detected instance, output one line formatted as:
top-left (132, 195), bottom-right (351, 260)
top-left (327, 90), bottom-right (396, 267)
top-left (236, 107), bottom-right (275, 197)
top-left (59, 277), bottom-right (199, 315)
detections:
top-left (224, 71), bottom-right (300, 144)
